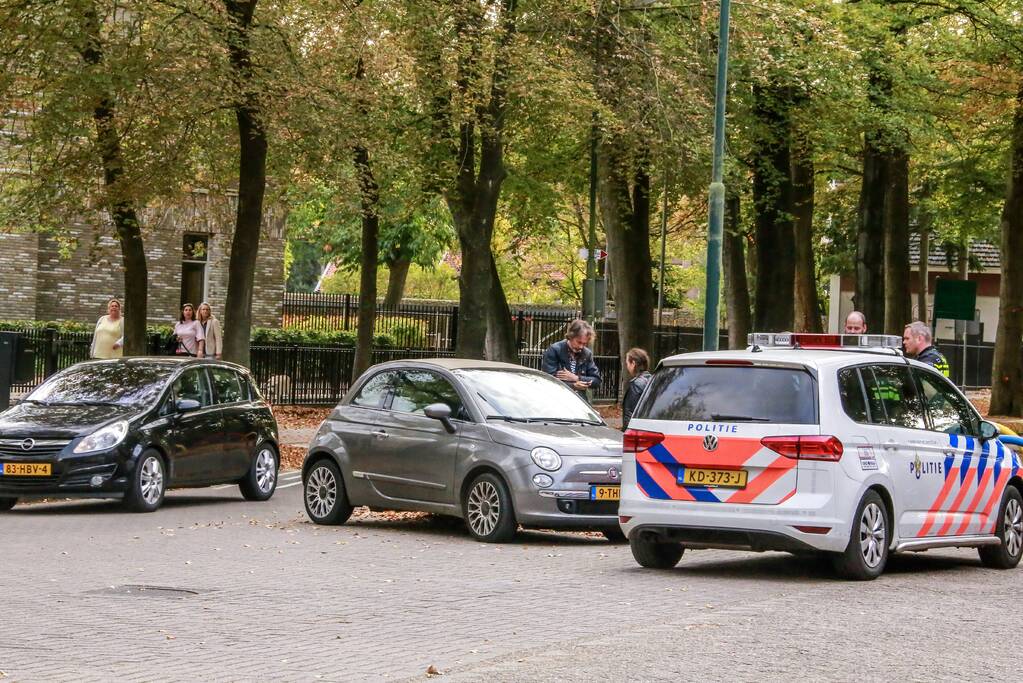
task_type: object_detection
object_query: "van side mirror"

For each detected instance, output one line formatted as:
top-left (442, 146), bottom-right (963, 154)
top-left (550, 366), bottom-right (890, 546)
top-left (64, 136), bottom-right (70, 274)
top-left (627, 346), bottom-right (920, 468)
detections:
top-left (424, 403), bottom-right (456, 433)
top-left (979, 421), bottom-right (999, 441)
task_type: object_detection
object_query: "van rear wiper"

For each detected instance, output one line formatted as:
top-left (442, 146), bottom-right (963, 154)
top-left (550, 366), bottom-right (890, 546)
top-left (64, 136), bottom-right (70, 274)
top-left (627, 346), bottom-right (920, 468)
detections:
top-left (710, 413), bottom-right (770, 422)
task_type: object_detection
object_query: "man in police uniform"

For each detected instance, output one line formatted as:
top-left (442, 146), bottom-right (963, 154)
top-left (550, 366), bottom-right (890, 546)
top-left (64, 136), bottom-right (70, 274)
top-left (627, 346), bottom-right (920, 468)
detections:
top-left (903, 320), bottom-right (950, 377)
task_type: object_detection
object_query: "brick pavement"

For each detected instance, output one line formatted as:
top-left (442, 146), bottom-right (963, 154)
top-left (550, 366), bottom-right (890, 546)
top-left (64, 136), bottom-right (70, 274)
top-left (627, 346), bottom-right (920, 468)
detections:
top-left (1, 475), bottom-right (1018, 682)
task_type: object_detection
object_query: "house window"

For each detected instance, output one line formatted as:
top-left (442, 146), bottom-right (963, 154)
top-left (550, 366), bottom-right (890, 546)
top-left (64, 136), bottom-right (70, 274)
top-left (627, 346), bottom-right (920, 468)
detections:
top-left (181, 234), bottom-right (209, 308)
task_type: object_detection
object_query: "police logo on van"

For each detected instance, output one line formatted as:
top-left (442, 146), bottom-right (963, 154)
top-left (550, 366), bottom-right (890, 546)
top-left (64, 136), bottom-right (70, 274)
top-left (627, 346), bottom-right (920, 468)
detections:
top-left (703, 435), bottom-right (718, 452)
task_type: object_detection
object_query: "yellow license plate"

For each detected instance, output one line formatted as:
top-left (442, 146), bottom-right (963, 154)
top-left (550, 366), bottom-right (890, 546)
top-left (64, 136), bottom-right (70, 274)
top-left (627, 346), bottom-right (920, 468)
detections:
top-left (590, 485), bottom-right (620, 501)
top-left (2, 462), bottom-right (52, 476)
top-left (680, 468), bottom-right (747, 489)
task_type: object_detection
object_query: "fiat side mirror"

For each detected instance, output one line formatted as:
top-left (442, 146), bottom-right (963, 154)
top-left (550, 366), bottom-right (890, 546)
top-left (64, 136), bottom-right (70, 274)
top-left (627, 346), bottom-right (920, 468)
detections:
top-left (424, 403), bottom-right (456, 433)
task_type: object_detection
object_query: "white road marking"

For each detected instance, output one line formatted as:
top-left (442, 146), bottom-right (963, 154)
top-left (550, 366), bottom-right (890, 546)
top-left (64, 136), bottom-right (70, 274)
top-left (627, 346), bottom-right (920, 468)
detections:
top-left (277, 481), bottom-right (302, 489)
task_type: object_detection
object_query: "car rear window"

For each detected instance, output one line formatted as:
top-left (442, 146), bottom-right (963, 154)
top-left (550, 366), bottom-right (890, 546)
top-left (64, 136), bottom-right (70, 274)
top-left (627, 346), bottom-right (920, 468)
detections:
top-left (634, 365), bottom-right (817, 424)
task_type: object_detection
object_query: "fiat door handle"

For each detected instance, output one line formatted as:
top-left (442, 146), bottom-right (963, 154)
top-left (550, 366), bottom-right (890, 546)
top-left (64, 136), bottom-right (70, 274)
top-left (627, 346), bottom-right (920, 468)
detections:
top-left (371, 430), bottom-right (389, 440)
top-left (883, 440), bottom-right (898, 451)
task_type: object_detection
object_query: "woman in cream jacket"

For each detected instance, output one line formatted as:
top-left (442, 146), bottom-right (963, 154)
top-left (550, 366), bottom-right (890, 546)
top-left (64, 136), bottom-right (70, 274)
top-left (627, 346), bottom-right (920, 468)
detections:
top-left (197, 302), bottom-right (223, 359)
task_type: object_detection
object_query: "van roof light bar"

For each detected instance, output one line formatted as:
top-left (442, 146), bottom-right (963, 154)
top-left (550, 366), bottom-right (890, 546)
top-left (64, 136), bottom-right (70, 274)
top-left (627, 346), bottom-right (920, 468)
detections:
top-left (747, 332), bottom-right (903, 351)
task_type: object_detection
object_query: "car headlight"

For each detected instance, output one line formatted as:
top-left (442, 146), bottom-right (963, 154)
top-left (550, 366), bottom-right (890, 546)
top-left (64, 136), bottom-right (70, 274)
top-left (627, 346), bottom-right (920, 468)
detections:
top-left (530, 446), bottom-right (562, 471)
top-left (73, 421), bottom-right (129, 454)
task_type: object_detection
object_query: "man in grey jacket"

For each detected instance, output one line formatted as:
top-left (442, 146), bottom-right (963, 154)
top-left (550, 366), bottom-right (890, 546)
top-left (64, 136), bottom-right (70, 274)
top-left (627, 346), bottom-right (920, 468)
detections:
top-left (542, 319), bottom-right (602, 396)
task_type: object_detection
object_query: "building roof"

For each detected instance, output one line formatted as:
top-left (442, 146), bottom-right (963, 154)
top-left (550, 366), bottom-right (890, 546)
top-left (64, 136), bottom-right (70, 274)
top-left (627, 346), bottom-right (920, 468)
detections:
top-left (909, 235), bottom-right (1000, 270)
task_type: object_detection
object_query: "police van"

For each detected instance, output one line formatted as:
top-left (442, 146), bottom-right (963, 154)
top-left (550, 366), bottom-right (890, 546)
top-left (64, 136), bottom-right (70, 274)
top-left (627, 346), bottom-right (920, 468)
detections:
top-left (619, 333), bottom-right (1023, 580)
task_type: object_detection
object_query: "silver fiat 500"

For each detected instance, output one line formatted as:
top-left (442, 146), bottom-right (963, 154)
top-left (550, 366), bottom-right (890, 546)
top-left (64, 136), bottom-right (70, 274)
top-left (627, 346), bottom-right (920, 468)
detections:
top-left (302, 358), bottom-right (624, 542)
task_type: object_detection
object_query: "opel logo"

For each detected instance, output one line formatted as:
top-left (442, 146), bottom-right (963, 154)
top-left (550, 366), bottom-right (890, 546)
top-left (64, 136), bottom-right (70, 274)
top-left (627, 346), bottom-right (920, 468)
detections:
top-left (703, 434), bottom-right (718, 452)
top-left (608, 466), bottom-right (620, 480)
top-left (20, 438), bottom-right (34, 451)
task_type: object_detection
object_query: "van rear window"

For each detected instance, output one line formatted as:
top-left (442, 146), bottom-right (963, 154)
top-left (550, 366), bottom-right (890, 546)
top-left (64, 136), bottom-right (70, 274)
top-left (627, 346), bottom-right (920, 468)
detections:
top-left (634, 365), bottom-right (817, 424)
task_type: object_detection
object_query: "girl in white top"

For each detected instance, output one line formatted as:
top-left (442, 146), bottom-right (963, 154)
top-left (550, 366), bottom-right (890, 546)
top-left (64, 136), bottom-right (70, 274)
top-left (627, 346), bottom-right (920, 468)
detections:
top-left (174, 303), bottom-right (206, 356)
top-left (91, 298), bottom-right (124, 359)
top-left (197, 302), bottom-right (223, 359)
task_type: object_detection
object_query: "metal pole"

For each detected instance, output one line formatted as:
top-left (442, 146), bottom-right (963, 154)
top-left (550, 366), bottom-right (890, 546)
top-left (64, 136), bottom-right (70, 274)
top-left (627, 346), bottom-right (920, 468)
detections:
top-left (657, 166), bottom-right (668, 327)
top-left (586, 114), bottom-right (598, 322)
top-left (702, 0), bottom-right (731, 351)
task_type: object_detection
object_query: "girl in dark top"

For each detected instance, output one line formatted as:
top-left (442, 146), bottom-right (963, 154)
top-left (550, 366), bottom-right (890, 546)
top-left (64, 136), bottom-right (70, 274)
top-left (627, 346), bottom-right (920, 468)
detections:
top-left (622, 347), bottom-right (652, 430)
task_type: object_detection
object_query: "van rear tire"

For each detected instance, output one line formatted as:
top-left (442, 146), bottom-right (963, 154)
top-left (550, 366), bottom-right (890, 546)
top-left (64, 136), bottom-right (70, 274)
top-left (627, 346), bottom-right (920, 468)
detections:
top-left (630, 532), bottom-right (684, 569)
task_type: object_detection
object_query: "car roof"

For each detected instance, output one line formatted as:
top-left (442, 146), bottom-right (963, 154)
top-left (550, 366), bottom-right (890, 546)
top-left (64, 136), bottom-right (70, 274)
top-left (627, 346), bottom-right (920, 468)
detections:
top-left (73, 356), bottom-right (251, 373)
top-left (660, 348), bottom-right (933, 373)
top-left (371, 357), bottom-right (541, 373)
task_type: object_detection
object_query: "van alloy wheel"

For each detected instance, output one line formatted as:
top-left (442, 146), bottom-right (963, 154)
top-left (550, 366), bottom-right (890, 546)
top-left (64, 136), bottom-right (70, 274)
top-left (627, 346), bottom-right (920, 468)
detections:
top-left (859, 501), bottom-right (886, 569)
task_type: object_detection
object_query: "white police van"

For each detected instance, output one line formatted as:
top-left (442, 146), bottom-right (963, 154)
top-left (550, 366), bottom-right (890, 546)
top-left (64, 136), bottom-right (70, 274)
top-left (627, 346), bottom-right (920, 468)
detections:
top-left (618, 333), bottom-right (1023, 580)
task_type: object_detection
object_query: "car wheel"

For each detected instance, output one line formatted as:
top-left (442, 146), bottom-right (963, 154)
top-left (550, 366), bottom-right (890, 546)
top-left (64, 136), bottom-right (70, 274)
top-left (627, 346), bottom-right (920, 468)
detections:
top-left (602, 527), bottom-right (627, 543)
top-left (630, 532), bottom-right (684, 569)
top-left (832, 490), bottom-right (888, 580)
top-left (463, 472), bottom-right (517, 543)
top-left (979, 486), bottom-right (1023, 569)
top-left (0, 496), bottom-right (17, 511)
top-left (303, 459), bottom-right (353, 525)
top-left (239, 443), bottom-right (279, 502)
top-left (124, 450), bottom-right (166, 513)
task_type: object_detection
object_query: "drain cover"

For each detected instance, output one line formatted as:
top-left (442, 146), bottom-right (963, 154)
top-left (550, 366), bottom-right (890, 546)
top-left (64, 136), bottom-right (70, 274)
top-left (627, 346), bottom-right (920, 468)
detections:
top-left (89, 584), bottom-right (202, 598)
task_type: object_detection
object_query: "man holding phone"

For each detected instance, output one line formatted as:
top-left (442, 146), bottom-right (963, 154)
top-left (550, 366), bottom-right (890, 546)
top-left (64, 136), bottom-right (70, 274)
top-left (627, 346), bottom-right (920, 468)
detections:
top-left (542, 318), bottom-right (602, 398)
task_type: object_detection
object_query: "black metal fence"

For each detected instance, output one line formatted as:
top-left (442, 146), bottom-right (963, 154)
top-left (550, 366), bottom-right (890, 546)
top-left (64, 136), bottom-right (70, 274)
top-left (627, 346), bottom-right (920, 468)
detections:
top-left (282, 292), bottom-right (719, 361)
top-left (250, 345), bottom-right (624, 406)
top-left (5, 324), bottom-right (995, 406)
top-left (940, 339), bottom-right (995, 390)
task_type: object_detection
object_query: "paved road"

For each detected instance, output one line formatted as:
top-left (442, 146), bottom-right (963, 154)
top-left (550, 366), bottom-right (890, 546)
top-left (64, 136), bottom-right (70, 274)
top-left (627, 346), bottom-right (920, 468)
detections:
top-left (1, 478), bottom-right (1018, 682)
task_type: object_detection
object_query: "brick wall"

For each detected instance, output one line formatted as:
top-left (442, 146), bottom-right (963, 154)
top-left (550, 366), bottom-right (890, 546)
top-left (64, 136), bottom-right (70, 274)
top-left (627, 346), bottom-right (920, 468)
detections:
top-left (0, 232), bottom-right (39, 319)
top-left (0, 192), bottom-right (285, 327)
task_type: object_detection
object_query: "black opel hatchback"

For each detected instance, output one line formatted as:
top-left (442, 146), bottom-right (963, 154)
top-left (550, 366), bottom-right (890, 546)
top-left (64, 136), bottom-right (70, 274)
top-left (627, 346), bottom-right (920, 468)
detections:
top-left (0, 358), bottom-right (279, 512)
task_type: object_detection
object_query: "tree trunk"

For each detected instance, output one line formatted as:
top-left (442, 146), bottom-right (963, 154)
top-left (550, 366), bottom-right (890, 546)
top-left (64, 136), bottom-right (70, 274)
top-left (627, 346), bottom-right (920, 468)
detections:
top-left (990, 81), bottom-right (1023, 416)
top-left (958, 240), bottom-right (970, 279)
top-left (79, 4), bottom-right (148, 355)
top-left (884, 146), bottom-right (912, 334)
top-left (383, 257), bottom-right (411, 309)
top-left (438, 0), bottom-right (516, 360)
top-left (221, 0), bottom-right (267, 368)
top-left (917, 183), bottom-right (932, 324)
top-left (352, 144), bottom-right (379, 381)
top-left (791, 138), bottom-right (821, 333)
top-left (723, 192), bottom-right (751, 349)
top-left (751, 84), bottom-right (795, 332)
top-left (597, 142), bottom-right (655, 372)
top-left (485, 251), bottom-right (518, 362)
top-left (856, 70), bottom-right (891, 332)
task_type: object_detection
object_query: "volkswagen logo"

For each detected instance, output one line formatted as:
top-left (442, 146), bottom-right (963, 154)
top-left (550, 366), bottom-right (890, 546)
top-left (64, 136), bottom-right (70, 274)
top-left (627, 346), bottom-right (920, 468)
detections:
top-left (20, 438), bottom-right (35, 451)
top-left (608, 466), bottom-right (620, 480)
top-left (702, 434), bottom-right (718, 452)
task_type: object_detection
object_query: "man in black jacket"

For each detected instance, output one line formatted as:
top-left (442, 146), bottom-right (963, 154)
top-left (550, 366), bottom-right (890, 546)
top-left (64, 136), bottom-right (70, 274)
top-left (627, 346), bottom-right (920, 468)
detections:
top-left (542, 319), bottom-right (601, 396)
top-left (903, 321), bottom-right (950, 377)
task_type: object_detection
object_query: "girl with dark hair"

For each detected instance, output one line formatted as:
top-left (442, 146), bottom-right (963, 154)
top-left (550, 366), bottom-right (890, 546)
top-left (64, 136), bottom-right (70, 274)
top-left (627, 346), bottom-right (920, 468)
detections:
top-left (174, 303), bottom-right (206, 357)
top-left (622, 347), bottom-right (651, 430)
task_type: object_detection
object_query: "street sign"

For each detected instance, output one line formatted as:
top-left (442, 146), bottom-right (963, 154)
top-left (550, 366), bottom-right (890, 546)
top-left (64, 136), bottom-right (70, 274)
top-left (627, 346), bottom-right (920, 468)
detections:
top-left (578, 248), bottom-right (607, 261)
top-left (933, 279), bottom-right (977, 322)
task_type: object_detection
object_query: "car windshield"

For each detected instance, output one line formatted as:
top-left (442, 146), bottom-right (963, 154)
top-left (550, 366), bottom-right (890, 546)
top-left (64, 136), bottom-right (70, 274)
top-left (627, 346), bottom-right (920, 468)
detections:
top-left (636, 365), bottom-right (818, 424)
top-left (454, 369), bottom-right (602, 423)
top-left (25, 363), bottom-right (175, 408)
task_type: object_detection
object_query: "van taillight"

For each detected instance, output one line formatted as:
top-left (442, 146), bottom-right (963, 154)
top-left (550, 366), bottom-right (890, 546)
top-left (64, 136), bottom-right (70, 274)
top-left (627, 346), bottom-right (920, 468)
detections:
top-left (761, 435), bottom-right (843, 461)
top-left (623, 429), bottom-right (665, 453)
